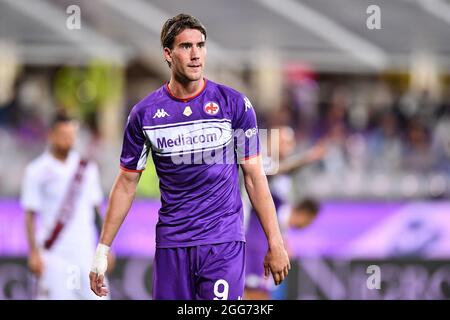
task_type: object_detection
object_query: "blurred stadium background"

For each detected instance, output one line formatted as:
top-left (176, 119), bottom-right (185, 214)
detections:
top-left (1, 0), bottom-right (450, 299)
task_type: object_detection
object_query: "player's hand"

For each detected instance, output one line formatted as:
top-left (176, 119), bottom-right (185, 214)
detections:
top-left (304, 142), bottom-right (327, 164)
top-left (28, 248), bottom-right (44, 278)
top-left (89, 243), bottom-right (110, 297)
top-left (263, 242), bottom-right (291, 286)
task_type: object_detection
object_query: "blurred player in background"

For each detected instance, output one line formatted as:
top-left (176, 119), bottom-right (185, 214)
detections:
top-left (288, 198), bottom-right (320, 231)
top-left (244, 125), bottom-right (324, 300)
top-left (90, 13), bottom-right (290, 300)
top-left (21, 113), bottom-right (110, 300)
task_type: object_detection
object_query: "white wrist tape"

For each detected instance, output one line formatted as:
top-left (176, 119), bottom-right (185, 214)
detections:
top-left (90, 243), bottom-right (110, 276)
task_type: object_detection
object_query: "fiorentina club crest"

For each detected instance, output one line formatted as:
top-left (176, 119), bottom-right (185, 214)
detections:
top-left (203, 102), bottom-right (220, 115)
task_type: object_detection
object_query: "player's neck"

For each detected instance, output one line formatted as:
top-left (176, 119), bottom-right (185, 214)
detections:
top-left (167, 77), bottom-right (205, 100)
top-left (50, 148), bottom-right (70, 162)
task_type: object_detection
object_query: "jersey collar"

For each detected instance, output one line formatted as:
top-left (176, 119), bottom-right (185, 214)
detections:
top-left (164, 78), bottom-right (207, 103)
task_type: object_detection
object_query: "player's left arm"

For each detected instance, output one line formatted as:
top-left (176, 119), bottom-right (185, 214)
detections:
top-left (241, 156), bottom-right (291, 286)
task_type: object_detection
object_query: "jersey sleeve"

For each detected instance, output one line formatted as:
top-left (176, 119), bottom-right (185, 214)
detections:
top-left (232, 95), bottom-right (260, 161)
top-left (120, 106), bottom-right (150, 172)
top-left (20, 166), bottom-right (42, 212)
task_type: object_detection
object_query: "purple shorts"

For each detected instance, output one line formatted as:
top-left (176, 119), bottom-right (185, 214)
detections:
top-left (152, 241), bottom-right (245, 300)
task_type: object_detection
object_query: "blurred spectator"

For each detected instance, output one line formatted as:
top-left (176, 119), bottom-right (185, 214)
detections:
top-left (367, 111), bottom-right (402, 172)
top-left (402, 118), bottom-right (434, 173)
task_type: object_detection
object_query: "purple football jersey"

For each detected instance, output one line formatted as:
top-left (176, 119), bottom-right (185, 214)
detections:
top-left (120, 79), bottom-right (260, 248)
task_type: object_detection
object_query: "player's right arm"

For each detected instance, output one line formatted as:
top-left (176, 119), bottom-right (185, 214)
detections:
top-left (89, 168), bottom-right (141, 297)
top-left (21, 165), bottom-right (44, 278)
top-left (90, 104), bottom-right (149, 296)
top-left (99, 169), bottom-right (141, 245)
top-left (25, 209), bottom-right (44, 277)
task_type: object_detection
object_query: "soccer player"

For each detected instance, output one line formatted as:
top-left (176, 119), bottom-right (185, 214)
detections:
top-left (89, 13), bottom-right (290, 300)
top-left (244, 126), bottom-right (325, 300)
top-left (288, 198), bottom-right (321, 230)
top-left (21, 114), bottom-right (109, 300)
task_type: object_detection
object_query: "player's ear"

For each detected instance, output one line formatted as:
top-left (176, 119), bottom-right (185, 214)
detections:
top-left (163, 47), bottom-right (173, 65)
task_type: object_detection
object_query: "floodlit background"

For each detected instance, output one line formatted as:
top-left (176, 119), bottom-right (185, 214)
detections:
top-left (1, 0), bottom-right (450, 299)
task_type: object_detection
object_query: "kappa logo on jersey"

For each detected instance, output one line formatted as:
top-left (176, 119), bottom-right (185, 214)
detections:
top-left (153, 108), bottom-right (170, 118)
top-left (204, 102), bottom-right (220, 115)
top-left (244, 96), bottom-right (253, 111)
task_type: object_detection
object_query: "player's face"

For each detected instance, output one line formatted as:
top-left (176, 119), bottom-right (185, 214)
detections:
top-left (49, 122), bottom-right (78, 154)
top-left (164, 28), bottom-right (206, 82)
top-left (289, 209), bottom-right (316, 229)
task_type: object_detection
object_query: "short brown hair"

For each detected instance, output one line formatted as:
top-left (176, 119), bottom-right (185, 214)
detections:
top-left (160, 14), bottom-right (207, 49)
top-left (295, 198), bottom-right (320, 216)
top-left (49, 110), bottom-right (74, 131)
